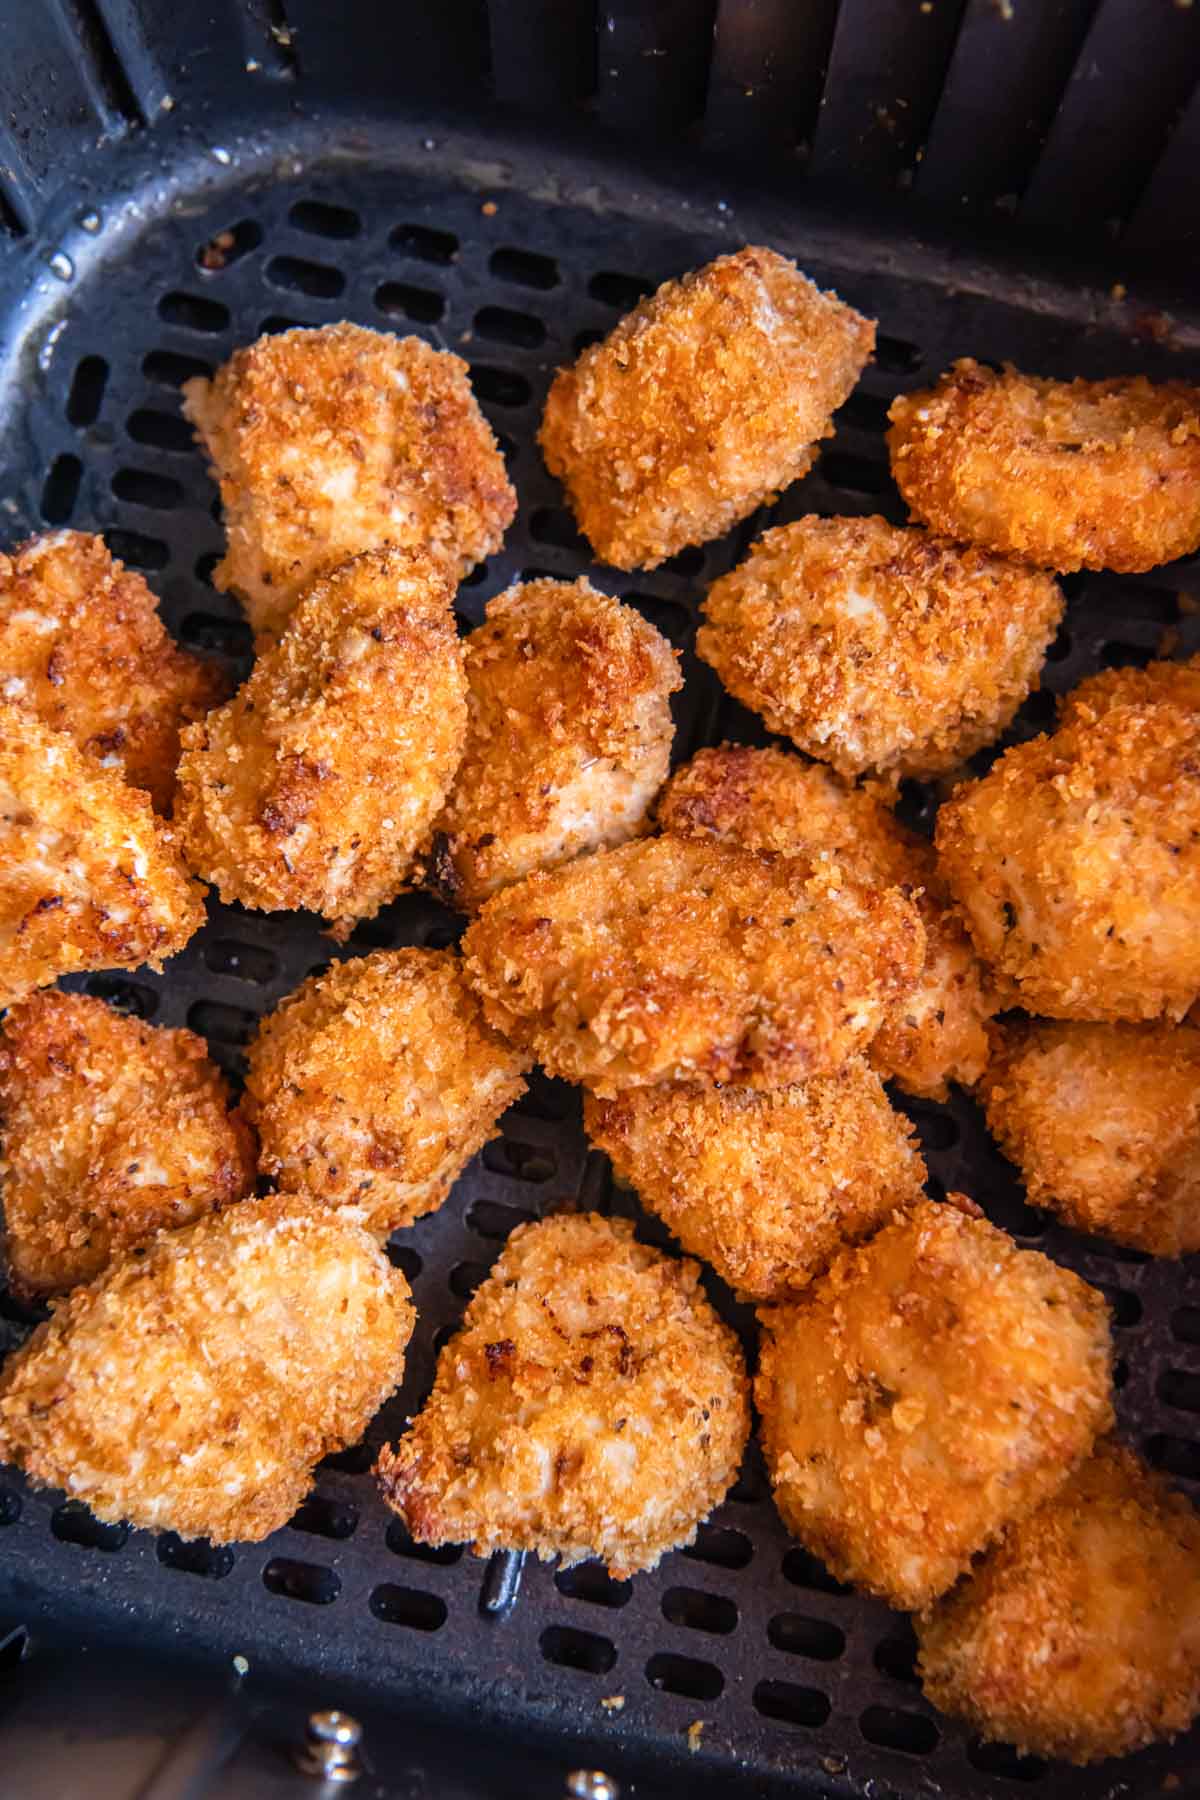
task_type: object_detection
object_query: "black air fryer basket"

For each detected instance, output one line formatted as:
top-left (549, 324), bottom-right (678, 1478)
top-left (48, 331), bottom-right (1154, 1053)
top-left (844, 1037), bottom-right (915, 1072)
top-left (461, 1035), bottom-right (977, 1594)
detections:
top-left (0, 4), bottom-right (1197, 1797)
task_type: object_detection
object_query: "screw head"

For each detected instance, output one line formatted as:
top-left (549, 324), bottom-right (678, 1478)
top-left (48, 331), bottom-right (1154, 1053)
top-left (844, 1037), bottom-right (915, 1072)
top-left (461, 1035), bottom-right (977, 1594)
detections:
top-left (566, 1773), bottom-right (620, 1800)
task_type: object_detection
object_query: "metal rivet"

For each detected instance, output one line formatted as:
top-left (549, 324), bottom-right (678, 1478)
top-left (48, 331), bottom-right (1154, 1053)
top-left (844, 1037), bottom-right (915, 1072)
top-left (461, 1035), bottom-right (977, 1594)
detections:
top-left (566, 1774), bottom-right (620, 1800)
top-left (295, 1710), bottom-right (363, 1784)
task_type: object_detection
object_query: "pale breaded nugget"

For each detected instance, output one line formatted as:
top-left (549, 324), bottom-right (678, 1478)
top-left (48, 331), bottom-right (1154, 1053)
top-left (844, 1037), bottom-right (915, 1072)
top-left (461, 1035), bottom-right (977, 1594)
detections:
top-left (696, 516), bottom-right (1063, 781)
top-left (184, 322), bottom-right (516, 636)
top-left (0, 530), bottom-right (226, 812)
top-left (422, 578), bottom-right (680, 910)
top-left (0, 990), bottom-right (254, 1296)
top-left (888, 359), bottom-right (1200, 574)
top-left (244, 949), bottom-right (528, 1235)
top-left (377, 1212), bottom-right (748, 1577)
top-left (980, 1018), bottom-right (1200, 1257)
top-left (0, 705), bottom-right (204, 1009)
top-left (0, 1192), bottom-right (414, 1542)
top-left (658, 746), bottom-right (993, 1098)
top-left (462, 834), bottom-right (925, 1096)
top-left (539, 247), bottom-right (873, 570)
top-left (175, 548), bottom-right (466, 934)
top-left (935, 674), bottom-right (1200, 1020)
top-left (756, 1195), bottom-right (1113, 1610)
top-left (918, 1441), bottom-right (1200, 1764)
top-left (584, 1059), bottom-right (927, 1303)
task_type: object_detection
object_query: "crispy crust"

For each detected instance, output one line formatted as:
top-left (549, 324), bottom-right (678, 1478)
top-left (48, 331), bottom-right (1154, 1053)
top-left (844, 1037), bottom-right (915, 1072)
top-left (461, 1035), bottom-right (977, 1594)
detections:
top-left (918, 1441), bottom-right (1200, 1764)
top-left (696, 516), bottom-right (1063, 781)
top-left (1057, 653), bottom-right (1200, 730)
top-left (244, 949), bottom-right (528, 1235)
top-left (980, 1017), bottom-right (1200, 1257)
top-left (0, 1192), bottom-right (415, 1542)
top-left (0, 530), bottom-right (226, 811)
top-left (461, 834), bottom-right (925, 1095)
top-left (584, 1060), bottom-right (927, 1303)
top-left (888, 359), bottom-right (1200, 574)
top-left (756, 1196), bottom-right (1114, 1610)
top-left (420, 579), bottom-right (680, 909)
top-left (376, 1212), bottom-right (749, 1578)
top-left (184, 321), bottom-right (516, 635)
top-left (539, 247), bottom-right (873, 570)
top-left (0, 704), bottom-right (204, 1008)
top-left (658, 746), bottom-right (994, 1098)
top-left (175, 547), bottom-right (466, 932)
top-left (0, 990), bottom-right (255, 1295)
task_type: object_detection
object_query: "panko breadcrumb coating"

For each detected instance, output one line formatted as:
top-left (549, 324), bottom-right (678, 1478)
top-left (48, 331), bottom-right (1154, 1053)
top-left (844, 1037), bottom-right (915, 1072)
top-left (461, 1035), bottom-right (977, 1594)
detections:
top-left (462, 834), bottom-right (925, 1096)
top-left (0, 1193), bottom-right (415, 1542)
top-left (244, 950), bottom-right (528, 1235)
top-left (0, 990), bottom-right (254, 1295)
top-left (918, 1441), bottom-right (1200, 1764)
top-left (584, 1060), bottom-right (927, 1303)
top-left (1057, 651), bottom-right (1200, 730)
top-left (175, 548), bottom-right (466, 934)
top-left (935, 670), bottom-right (1200, 1020)
top-left (422, 578), bottom-right (680, 910)
top-left (980, 1018), bottom-right (1200, 1257)
top-left (658, 746), bottom-right (993, 1098)
top-left (184, 321), bottom-right (515, 636)
top-left (888, 359), bottom-right (1200, 574)
top-left (0, 704), bottom-right (204, 1009)
top-left (756, 1195), bottom-right (1113, 1610)
top-left (539, 247), bottom-right (873, 570)
top-left (0, 530), bottom-right (226, 812)
top-left (696, 516), bottom-right (1063, 781)
top-left (377, 1212), bottom-right (748, 1577)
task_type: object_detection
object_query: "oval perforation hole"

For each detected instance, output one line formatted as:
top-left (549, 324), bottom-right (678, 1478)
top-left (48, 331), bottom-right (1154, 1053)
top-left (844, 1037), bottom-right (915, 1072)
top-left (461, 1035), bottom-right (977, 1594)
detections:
top-left (181, 612), bottom-right (253, 658)
top-left (573, 328), bottom-right (605, 355)
top-left (1159, 1368), bottom-right (1200, 1413)
top-left (289, 199), bottom-right (362, 239)
top-left (1100, 639), bottom-right (1156, 670)
top-left (52, 1502), bottom-right (127, 1552)
top-left (448, 1260), bottom-right (489, 1299)
top-left (661, 1587), bottom-right (738, 1636)
top-left (370, 1584), bottom-right (447, 1631)
top-left (874, 1629), bottom-right (920, 1685)
top-left (66, 354), bottom-right (108, 426)
top-left (769, 1613), bottom-right (845, 1662)
top-left (467, 1198), bottom-right (535, 1240)
top-left (541, 1625), bottom-right (616, 1675)
top-left (156, 1533), bottom-right (235, 1579)
top-left (820, 451), bottom-right (892, 496)
top-left (0, 1489), bottom-right (20, 1527)
top-left (474, 305), bottom-right (546, 349)
top-left (510, 1070), bottom-right (573, 1122)
top-left (85, 974), bottom-right (158, 1018)
top-left (158, 291), bottom-right (230, 333)
top-left (471, 365), bottom-right (531, 408)
top-left (290, 1494), bottom-right (358, 1540)
top-left (1045, 626), bottom-right (1073, 663)
top-left (196, 220), bottom-right (262, 272)
top-left (321, 1443), bottom-right (373, 1476)
top-left (859, 1705), bottom-right (938, 1755)
top-left (202, 939), bottom-right (279, 984)
top-left (589, 270), bottom-right (654, 309)
top-left (259, 314), bottom-right (308, 336)
top-left (1172, 1306), bottom-right (1200, 1346)
top-left (782, 1547), bottom-right (852, 1596)
top-left (375, 281), bottom-right (445, 324)
top-left (681, 1524), bottom-right (752, 1570)
top-left (480, 1138), bottom-right (555, 1183)
top-left (422, 920), bottom-right (463, 951)
top-left (112, 468), bottom-right (185, 511)
top-left (836, 389), bottom-right (892, 432)
top-left (489, 246), bottom-right (559, 289)
top-left (262, 1557), bottom-right (340, 1605)
top-left (875, 335), bottom-right (922, 373)
top-left (391, 223), bottom-right (458, 264)
top-left (144, 348), bottom-right (212, 388)
top-left (40, 453), bottom-right (81, 525)
top-left (127, 409), bottom-right (195, 454)
top-left (752, 1680), bottom-right (830, 1729)
top-left (1094, 1283), bottom-right (1142, 1329)
top-left (1147, 1433), bottom-right (1200, 1481)
top-left (346, 915), bottom-right (394, 951)
top-left (385, 1518), bottom-right (463, 1566)
top-left (266, 255), bottom-right (345, 300)
top-left (529, 507), bottom-right (586, 553)
top-left (387, 1243), bottom-right (423, 1282)
top-left (645, 1652), bottom-right (722, 1700)
top-left (555, 1563), bottom-right (631, 1609)
top-left (968, 1739), bottom-right (1048, 1783)
top-left (662, 545), bottom-right (705, 578)
top-left (625, 593), bottom-right (691, 646)
top-left (187, 1001), bottom-right (257, 1047)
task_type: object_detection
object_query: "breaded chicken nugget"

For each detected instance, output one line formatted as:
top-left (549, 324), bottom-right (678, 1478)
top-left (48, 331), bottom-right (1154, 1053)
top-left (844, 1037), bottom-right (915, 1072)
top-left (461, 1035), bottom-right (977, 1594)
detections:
top-left (756, 1195), bottom-right (1113, 1609)
top-left (0, 990), bottom-right (254, 1295)
top-left (377, 1212), bottom-right (748, 1577)
top-left (422, 578), bottom-right (680, 910)
top-left (184, 322), bottom-right (515, 636)
top-left (980, 1018), bottom-right (1200, 1257)
top-left (918, 1441), bottom-right (1200, 1764)
top-left (888, 359), bottom-right (1200, 574)
top-left (696, 516), bottom-right (1063, 781)
top-left (244, 949), bottom-right (528, 1235)
top-left (0, 530), bottom-right (226, 812)
top-left (539, 247), bottom-right (873, 570)
top-left (658, 746), bottom-right (993, 1098)
top-left (1057, 651), bottom-right (1200, 730)
top-left (0, 1192), bottom-right (414, 1542)
top-left (935, 674), bottom-right (1200, 1020)
top-left (584, 1059), bottom-right (926, 1303)
top-left (175, 548), bottom-right (466, 934)
top-left (0, 705), bottom-right (204, 1009)
top-left (462, 834), bottom-right (925, 1096)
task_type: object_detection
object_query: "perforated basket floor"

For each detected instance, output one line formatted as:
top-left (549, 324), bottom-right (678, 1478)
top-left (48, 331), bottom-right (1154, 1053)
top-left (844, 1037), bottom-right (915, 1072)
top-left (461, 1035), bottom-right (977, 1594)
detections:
top-left (0, 120), bottom-right (1198, 1800)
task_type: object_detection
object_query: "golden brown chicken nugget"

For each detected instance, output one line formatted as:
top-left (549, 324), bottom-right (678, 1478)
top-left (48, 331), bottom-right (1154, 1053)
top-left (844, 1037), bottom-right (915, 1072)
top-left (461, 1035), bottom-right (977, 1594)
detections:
top-left (0, 530), bottom-right (226, 811)
top-left (658, 746), bottom-right (993, 1098)
top-left (540, 247), bottom-right (873, 570)
top-left (981, 1018), bottom-right (1200, 1257)
top-left (584, 1059), bottom-right (926, 1303)
top-left (1057, 651), bottom-right (1200, 730)
top-left (377, 1212), bottom-right (748, 1578)
top-left (756, 1195), bottom-right (1113, 1610)
top-left (918, 1441), bottom-right (1200, 1764)
top-left (888, 359), bottom-right (1200, 574)
top-left (697, 516), bottom-right (1063, 781)
top-left (175, 548), bottom-right (466, 934)
top-left (0, 1192), bottom-right (415, 1542)
top-left (0, 989), bottom-right (254, 1295)
top-left (0, 705), bottom-right (204, 1010)
top-left (462, 834), bottom-right (925, 1096)
top-left (935, 674), bottom-right (1200, 1021)
top-left (244, 949), bottom-right (528, 1235)
top-left (421, 578), bottom-right (680, 910)
top-left (184, 322), bottom-right (515, 636)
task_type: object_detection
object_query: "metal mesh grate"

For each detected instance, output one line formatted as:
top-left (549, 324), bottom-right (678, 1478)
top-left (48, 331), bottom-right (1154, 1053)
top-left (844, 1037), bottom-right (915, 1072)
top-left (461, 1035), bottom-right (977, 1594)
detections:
top-left (0, 151), bottom-right (1197, 1798)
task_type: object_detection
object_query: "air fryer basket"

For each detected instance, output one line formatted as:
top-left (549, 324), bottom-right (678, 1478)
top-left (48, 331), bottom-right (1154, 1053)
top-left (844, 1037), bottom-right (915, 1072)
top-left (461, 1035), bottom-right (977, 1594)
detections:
top-left (0, 6), bottom-right (1198, 1798)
